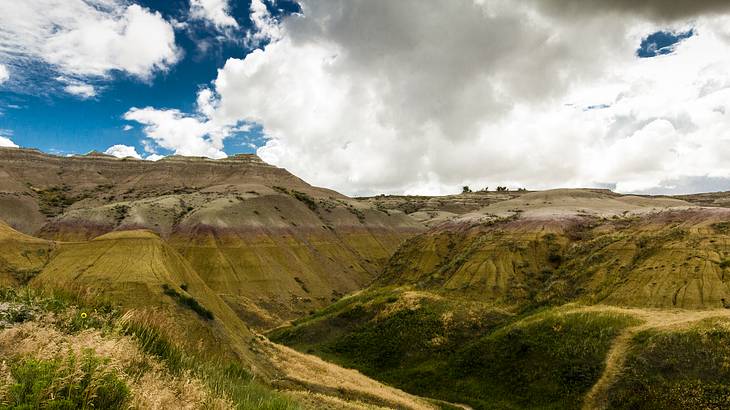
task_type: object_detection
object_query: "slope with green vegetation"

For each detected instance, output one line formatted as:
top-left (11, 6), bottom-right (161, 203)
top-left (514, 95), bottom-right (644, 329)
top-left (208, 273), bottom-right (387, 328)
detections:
top-left (270, 288), bottom-right (640, 409)
top-left (0, 287), bottom-right (297, 410)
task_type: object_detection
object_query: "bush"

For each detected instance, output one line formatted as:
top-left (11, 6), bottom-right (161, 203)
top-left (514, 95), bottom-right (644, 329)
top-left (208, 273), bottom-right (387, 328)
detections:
top-left (291, 190), bottom-right (318, 211)
top-left (4, 350), bottom-right (130, 409)
top-left (161, 284), bottom-right (214, 320)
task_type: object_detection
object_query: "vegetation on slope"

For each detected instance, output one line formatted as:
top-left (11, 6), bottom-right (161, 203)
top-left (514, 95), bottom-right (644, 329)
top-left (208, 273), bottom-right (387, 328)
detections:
top-left (0, 286), bottom-right (298, 410)
top-left (607, 317), bottom-right (730, 409)
top-left (270, 288), bottom-right (638, 409)
top-left (5, 351), bottom-right (130, 409)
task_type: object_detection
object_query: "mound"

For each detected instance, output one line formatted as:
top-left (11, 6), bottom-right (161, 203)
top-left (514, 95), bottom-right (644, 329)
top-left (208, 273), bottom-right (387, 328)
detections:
top-left (378, 193), bottom-right (730, 309)
top-left (32, 229), bottom-right (260, 366)
top-left (0, 220), bottom-right (54, 286)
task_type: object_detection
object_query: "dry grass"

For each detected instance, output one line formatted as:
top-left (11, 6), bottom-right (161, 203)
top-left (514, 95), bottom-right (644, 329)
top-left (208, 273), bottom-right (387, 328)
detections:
top-left (0, 321), bottom-right (231, 409)
top-left (287, 391), bottom-right (392, 410)
top-left (262, 339), bottom-right (437, 410)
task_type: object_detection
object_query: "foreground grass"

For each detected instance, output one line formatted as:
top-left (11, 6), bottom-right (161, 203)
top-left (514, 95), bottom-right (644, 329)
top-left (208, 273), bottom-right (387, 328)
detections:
top-left (271, 289), bottom-right (638, 410)
top-left (0, 286), bottom-right (298, 410)
top-left (4, 350), bottom-right (130, 409)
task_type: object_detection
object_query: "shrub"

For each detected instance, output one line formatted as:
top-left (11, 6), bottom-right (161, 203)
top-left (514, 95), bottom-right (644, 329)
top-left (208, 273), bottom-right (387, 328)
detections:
top-left (291, 190), bottom-right (318, 211)
top-left (161, 284), bottom-right (214, 320)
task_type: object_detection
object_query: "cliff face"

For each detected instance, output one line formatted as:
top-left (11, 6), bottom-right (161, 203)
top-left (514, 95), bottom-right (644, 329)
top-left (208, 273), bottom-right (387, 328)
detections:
top-left (0, 148), bottom-right (423, 328)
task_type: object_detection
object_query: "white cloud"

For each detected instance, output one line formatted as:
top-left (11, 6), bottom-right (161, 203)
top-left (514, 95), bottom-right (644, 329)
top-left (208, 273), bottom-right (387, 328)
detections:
top-left (145, 154), bottom-right (164, 161)
top-left (0, 136), bottom-right (18, 148)
top-left (0, 0), bottom-right (180, 89)
top-left (190, 0), bottom-right (238, 29)
top-left (123, 125), bottom-right (133, 131)
top-left (63, 83), bottom-right (96, 99)
top-left (123, 103), bottom-right (230, 159)
top-left (0, 64), bottom-right (8, 84)
top-left (104, 144), bottom-right (142, 159)
top-left (246, 0), bottom-right (281, 46)
top-left (127, 1), bottom-right (730, 195)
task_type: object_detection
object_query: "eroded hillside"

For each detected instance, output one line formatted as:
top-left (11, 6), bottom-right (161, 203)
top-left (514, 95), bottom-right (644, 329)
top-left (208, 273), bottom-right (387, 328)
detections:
top-left (0, 147), bottom-right (423, 328)
top-left (273, 189), bottom-right (730, 409)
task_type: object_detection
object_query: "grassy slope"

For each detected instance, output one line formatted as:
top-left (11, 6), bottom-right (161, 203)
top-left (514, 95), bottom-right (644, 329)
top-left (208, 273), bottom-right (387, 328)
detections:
top-left (270, 288), bottom-right (639, 409)
top-left (0, 221), bottom-right (54, 287)
top-left (1, 227), bottom-right (440, 410)
top-left (0, 286), bottom-right (296, 410)
top-left (607, 317), bottom-right (730, 409)
top-left (31, 229), bottom-right (261, 366)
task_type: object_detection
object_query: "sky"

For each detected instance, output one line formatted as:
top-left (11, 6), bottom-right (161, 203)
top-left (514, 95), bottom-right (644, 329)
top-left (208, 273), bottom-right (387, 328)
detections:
top-left (1, 1), bottom-right (730, 196)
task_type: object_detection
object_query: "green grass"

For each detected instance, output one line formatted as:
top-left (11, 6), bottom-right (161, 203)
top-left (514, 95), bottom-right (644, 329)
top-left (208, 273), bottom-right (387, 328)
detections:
top-left (452, 310), bottom-right (638, 409)
top-left (2, 350), bottom-right (130, 409)
top-left (607, 318), bottom-right (730, 409)
top-left (271, 291), bottom-right (638, 410)
top-left (0, 286), bottom-right (120, 334)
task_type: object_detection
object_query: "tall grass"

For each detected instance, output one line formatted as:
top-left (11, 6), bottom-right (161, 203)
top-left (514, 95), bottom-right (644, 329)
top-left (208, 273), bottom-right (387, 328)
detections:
top-left (3, 350), bottom-right (130, 409)
top-left (1, 286), bottom-right (298, 410)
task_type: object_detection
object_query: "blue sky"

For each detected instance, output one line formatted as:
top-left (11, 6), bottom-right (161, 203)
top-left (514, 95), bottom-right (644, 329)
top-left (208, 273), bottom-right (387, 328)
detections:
top-left (0, 0), bottom-right (296, 157)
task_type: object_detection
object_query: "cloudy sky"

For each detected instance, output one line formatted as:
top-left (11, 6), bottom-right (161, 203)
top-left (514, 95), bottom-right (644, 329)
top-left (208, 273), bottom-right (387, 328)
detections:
top-left (1, 0), bottom-right (730, 196)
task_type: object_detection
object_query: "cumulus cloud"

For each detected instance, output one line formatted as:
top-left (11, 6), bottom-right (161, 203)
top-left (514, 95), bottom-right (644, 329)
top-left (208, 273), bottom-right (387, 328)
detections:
top-left (534, 0), bottom-right (730, 21)
top-left (0, 64), bottom-right (8, 84)
top-left (104, 144), bottom-right (142, 159)
top-left (190, 0), bottom-right (238, 29)
top-left (63, 83), bottom-right (96, 99)
top-left (246, 0), bottom-right (281, 46)
top-left (145, 153), bottom-right (165, 161)
top-left (0, 136), bottom-right (18, 148)
top-left (123, 102), bottom-right (231, 159)
top-left (128, 0), bottom-right (730, 195)
top-left (0, 0), bottom-right (180, 90)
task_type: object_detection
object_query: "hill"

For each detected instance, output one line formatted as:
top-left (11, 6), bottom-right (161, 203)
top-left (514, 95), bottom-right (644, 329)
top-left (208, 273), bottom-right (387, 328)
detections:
top-left (0, 147), bottom-right (423, 328)
top-left (271, 189), bottom-right (730, 409)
